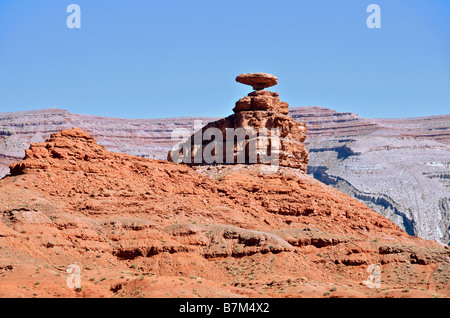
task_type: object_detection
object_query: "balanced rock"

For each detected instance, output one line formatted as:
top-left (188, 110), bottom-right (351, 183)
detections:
top-left (236, 73), bottom-right (278, 90)
top-left (233, 73), bottom-right (289, 115)
top-left (168, 73), bottom-right (309, 172)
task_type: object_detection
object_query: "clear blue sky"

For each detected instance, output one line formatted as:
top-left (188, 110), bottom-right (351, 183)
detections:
top-left (0, 0), bottom-right (449, 119)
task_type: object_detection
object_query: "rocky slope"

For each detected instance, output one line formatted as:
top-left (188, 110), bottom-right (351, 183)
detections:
top-left (0, 107), bottom-right (449, 246)
top-left (0, 128), bottom-right (448, 298)
top-left (291, 107), bottom-right (450, 246)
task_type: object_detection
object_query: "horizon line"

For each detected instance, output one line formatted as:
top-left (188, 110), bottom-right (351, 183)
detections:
top-left (1, 106), bottom-right (449, 121)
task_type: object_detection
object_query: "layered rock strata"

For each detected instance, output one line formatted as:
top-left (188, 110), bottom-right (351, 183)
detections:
top-left (0, 127), bottom-right (448, 298)
top-left (1, 107), bottom-right (449, 245)
top-left (167, 73), bottom-right (309, 172)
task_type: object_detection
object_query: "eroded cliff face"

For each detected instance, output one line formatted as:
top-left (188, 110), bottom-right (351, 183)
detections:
top-left (0, 127), bottom-right (448, 298)
top-left (291, 107), bottom-right (450, 246)
top-left (1, 107), bottom-right (449, 245)
top-left (307, 136), bottom-right (450, 242)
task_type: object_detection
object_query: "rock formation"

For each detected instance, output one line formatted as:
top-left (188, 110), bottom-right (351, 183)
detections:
top-left (235, 73), bottom-right (278, 91)
top-left (168, 73), bottom-right (309, 172)
top-left (0, 127), bottom-right (448, 298)
top-left (291, 108), bottom-right (450, 245)
top-left (1, 107), bottom-right (450, 245)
